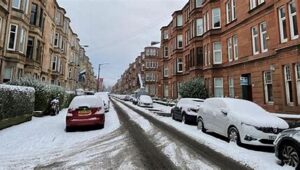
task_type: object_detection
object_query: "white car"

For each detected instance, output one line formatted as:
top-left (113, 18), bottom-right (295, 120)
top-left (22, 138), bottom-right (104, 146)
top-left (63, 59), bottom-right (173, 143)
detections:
top-left (171, 98), bottom-right (204, 124)
top-left (197, 98), bottom-right (289, 146)
top-left (138, 95), bottom-right (153, 108)
top-left (95, 92), bottom-right (110, 112)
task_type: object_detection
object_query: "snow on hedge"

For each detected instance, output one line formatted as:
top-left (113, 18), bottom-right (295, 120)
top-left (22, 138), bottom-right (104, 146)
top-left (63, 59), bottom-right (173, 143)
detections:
top-left (0, 84), bottom-right (35, 120)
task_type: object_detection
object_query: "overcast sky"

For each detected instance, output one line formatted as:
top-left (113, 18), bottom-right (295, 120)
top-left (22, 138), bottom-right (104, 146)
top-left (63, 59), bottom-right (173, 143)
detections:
top-left (57, 0), bottom-right (186, 86)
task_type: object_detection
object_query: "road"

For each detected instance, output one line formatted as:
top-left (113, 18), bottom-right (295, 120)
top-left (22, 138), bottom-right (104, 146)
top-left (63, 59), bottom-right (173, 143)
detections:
top-left (0, 99), bottom-right (251, 170)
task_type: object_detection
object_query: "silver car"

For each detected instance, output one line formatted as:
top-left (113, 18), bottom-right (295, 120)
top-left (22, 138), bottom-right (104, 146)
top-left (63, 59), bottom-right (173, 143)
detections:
top-left (274, 128), bottom-right (300, 168)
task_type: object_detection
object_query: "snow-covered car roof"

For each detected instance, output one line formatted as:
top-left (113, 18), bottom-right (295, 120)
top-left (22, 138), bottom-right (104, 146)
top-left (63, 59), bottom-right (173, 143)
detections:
top-left (177, 98), bottom-right (204, 107)
top-left (69, 95), bottom-right (103, 109)
top-left (204, 98), bottom-right (288, 128)
top-left (95, 92), bottom-right (109, 101)
top-left (139, 95), bottom-right (153, 103)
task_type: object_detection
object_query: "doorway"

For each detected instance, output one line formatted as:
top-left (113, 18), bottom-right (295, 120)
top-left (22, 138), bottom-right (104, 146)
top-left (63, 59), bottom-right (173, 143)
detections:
top-left (240, 74), bottom-right (253, 101)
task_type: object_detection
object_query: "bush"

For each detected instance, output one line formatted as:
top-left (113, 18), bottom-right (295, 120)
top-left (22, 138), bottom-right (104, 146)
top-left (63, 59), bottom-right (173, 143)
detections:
top-left (8, 77), bottom-right (71, 114)
top-left (0, 84), bottom-right (35, 120)
top-left (179, 78), bottom-right (208, 99)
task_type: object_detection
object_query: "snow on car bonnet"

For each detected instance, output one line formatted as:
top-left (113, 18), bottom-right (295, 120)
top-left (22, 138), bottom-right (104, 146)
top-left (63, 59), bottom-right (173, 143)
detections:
top-left (69, 95), bottom-right (102, 109)
top-left (140, 95), bottom-right (152, 103)
top-left (221, 98), bottom-right (288, 128)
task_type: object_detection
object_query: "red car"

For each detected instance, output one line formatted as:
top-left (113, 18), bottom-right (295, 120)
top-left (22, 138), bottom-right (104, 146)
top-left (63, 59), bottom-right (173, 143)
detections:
top-left (66, 95), bottom-right (105, 132)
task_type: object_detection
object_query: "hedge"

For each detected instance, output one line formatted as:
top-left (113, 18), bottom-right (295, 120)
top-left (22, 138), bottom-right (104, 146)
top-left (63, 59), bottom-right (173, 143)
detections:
top-left (8, 77), bottom-right (75, 114)
top-left (0, 84), bottom-right (35, 120)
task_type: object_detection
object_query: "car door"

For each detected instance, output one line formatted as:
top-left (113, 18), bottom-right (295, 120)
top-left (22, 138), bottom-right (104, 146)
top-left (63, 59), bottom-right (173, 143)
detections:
top-left (213, 102), bottom-right (230, 136)
top-left (201, 101), bottom-right (214, 131)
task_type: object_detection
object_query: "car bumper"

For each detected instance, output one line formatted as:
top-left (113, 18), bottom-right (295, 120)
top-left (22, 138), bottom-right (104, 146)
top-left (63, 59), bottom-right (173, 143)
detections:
top-left (185, 114), bottom-right (197, 123)
top-left (66, 114), bottom-right (105, 127)
top-left (139, 103), bottom-right (153, 108)
top-left (240, 125), bottom-right (279, 146)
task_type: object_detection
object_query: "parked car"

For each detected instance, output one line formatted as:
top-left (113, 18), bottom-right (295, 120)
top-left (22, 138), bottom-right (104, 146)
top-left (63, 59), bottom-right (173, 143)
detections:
top-left (197, 98), bottom-right (289, 146)
top-left (171, 98), bottom-right (204, 124)
top-left (95, 92), bottom-right (110, 112)
top-left (66, 95), bottom-right (105, 132)
top-left (124, 95), bottom-right (131, 101)
top-left (274, 128), bottom-right (300, 168)
top-left (137, 95), bottom-right (153, 108)
top-left (131, 95), bottom-right (138, 105)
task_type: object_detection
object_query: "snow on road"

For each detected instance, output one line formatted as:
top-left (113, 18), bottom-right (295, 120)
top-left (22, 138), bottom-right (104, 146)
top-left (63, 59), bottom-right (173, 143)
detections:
top-left (121, 100), bottom-right (294, 170)
top-left (115, 100), bottom-right (218, 170)
top-left (0, 105), bottom-right (120, 169)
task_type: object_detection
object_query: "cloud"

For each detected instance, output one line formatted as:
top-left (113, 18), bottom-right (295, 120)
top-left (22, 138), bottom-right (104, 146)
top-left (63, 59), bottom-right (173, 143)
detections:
top-left (57, 0), bottom-right (187, 86)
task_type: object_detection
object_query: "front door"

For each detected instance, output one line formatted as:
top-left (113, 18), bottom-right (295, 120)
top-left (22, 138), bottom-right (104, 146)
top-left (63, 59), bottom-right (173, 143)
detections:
top-left (241, 74), bottom-right (253, 101)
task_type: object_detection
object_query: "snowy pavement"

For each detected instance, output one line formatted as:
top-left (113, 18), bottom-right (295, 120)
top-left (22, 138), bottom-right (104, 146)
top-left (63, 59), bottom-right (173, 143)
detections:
top-left (118, 100), bottom-right (294, 170)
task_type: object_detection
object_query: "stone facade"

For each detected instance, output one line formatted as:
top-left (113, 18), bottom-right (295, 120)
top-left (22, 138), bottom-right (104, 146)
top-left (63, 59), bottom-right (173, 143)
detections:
top-left (0, 0), bottom-right (96, 91)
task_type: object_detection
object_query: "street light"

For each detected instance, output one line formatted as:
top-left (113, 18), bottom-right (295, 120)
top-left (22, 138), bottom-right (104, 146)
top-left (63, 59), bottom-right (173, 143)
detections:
top-left (97, 63), bottom-right (109, 92)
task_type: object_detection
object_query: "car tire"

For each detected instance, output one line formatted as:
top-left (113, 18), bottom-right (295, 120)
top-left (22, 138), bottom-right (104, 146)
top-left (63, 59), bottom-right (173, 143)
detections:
top-left (197, 118), bottom-right (206, 133)
top-left (65, 126), bottom-right (72, 132)
top-left (228, 127), bottom-right (241, 145)
top-left (99, 124), bottom-right (105, 129)
top-left (171, 112), bottom-right (175, 120)
top-left (279, 142), bottom-right (300, 168)
top-left (182, 113), bottom-right (188, 124)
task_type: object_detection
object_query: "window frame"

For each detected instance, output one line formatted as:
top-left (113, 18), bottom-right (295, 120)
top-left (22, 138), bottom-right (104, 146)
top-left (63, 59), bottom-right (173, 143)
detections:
top-left (233, 35), bottom-right (238, 60)
top-left (214, 78), bottom-right (224, 97)
top-left (278, 6), bottom-right (288, 43)
top-left (229, 77), bottom-right (234, 98)
top-left (177, 34), bottom-right (183, 49)
top-left (264, 71), bottom-right (273, 103)
top-left (212, 8), bottom-right (221, 29)
top-left (227, 37), bottom-right (233, 62)
top-left (260, 22), bottom-right (268, 52)
top-left (12, 0), bottom-right (21, 9)
top-left (251, 26), bottom-right (260, 55)
top-left (196, 18), bottom-right (203, 36)
top-left (177, 58), bottom-right (183, 73)
top-left (213, 42), bottom-right (222, 64)
top-left (288, 1), bottom-right (299, 40)
top-left (7, 24), bottom-right (18, 51)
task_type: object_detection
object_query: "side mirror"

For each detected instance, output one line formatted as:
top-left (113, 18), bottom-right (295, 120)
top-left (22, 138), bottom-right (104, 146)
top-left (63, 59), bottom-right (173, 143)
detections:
top-left (221, 109), bottom-right (228, 116)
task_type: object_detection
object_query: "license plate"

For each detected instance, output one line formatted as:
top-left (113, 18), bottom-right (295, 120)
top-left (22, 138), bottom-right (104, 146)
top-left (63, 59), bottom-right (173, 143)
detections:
top-left (78, 110), bottom-right (91, 116)
top-left (269, 136), bottom-right (277, 140)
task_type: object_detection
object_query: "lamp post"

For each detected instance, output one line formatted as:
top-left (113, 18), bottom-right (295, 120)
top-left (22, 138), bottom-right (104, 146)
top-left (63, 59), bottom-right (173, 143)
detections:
top-left (97, 63), bottom-right (109, 92)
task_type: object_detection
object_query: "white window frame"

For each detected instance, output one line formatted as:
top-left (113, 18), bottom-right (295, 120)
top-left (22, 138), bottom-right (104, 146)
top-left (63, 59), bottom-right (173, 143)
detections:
top-left (212, 8), bottom-right (221, 29)
top-left (229, 77), bottom-right (234, 98)
top-left (288, 1), bottom-right (299, 40)
top-left (232, 0), bottom-right (236, 20)
top-left (250, 0), bottom-right (257, 10)
top-left (177, 15), bottom-right (183, 27)
top-left (52, 55), bottom-right (58, 71)
top-left (227, 37), bottom-right (233, 62)
top-left (7, 24), bottom-right (18, 51)
top-left (19, 27), bottom-right (26, 53)
top-left (233, 35), bottom-right (238, 60)
top-left (195, 0), bottom-right (203, 8)
top-left (214, 78), bottom-right (224, 97)
top-left (177, 34), bottom-right (183, 49)
top-left (251, 26), bottom-right (259, 55)
top-left (177, 58), bottom-right (183, 73)
top-left (295, 64), bottom-right (300, 105)
top-left (196, 18), bottom-right (203, 36)
top-left (260, 22), bottom-right (268, 53)
top-left (279, 6), bottom-right (288, 43)
top-left (226, 1), bottom-right (232, 24)
top-left (213, 42), bottom-right (222, 64)
top-left (284, 65), bottom-right (294, 105)
top-left (24, 0), bottom-right (29, 14)
top-left (164, 67), bottom-right (169, 77)
top-left (264, 71), bottom-right (273, 103)
top-left (12, 0), bottom-right (21, 9)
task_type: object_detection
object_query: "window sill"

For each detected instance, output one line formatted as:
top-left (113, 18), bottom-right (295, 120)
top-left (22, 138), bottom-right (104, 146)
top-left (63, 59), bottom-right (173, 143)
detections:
top-left (225, 18), bottom-right (237, 27)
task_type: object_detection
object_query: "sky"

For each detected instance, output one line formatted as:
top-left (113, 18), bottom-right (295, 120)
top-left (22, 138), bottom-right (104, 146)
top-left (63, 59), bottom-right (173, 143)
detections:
top-left (57, 0), bottom-right (187, 86)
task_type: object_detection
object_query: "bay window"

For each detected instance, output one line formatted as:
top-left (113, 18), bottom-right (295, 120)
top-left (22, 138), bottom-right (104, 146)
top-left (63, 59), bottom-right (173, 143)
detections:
top-left (177, 15), bottom-right (183, 27)
top-left (196, 18), bottom-right (203, 36)
top-left (8, 24), bottom-right (18, 50)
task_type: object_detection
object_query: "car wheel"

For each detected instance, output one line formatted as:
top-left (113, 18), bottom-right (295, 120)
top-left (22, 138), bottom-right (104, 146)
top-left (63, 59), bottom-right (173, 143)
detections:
top-left (99, 124), bottom-right (105, 129)
top-left (171, 112), bottom-right (175, 120)
top-left (280, 143), bottom-right (300, 168)
top-left (65, 126), bottom-right (72, 132)
top-left (228, 127), bottom-right (240, 145)
top-left (182, 113), bottom-right (187, 124)
top-left (197, 118), bottom-right (206, 132)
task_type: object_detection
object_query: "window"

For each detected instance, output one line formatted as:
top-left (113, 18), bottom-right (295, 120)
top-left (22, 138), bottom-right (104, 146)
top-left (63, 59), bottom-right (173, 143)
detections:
top-left (177, 58), bottom-right (183, 73)
top-left (204, 45), bottom-right (207, 66)
top-left (163, 30), bottom-right (169, 40)
top-left (177, 15), bottom-right (183, 27)
top-left (213, 42), bottom-right (222, 64)
top-left (251, 27), bottom-right (259, 55)
top-left (250, 0), bottom-right (264, 10)
top-left (26, 36), bottom-right (34, 59)
top-left (177, 34), bottom-right (183, 49)
top-left (233, 35), bottom-right (238, 60)
top-left (226, 0), bottom-right (236, 23)
top-left (164, 67), bottom-right (168, 77)
top-left (260, 22), bottom-right (268, 52)
top-left (164, 85), bottom-right (169, 97)
top-left (229, 77), bottom-right (234, 98)
top-left (3, 68), bottom-right (12, 83)
top-left (264, 71), bottom-right (273, 103)
top-left (289, 1), bottom-right (298, 40)
top-left (0, 17), bottom-right (2, 35)
top-left (278, 6), bottom-right (288, 43)
top-left (39, 8), bottom-right (44, 28)
top-left (296, 64), bottom-right (300, 105)
top-left (24, 0), bottom-right (29, 14)
top-left (195, 0), bottom-right (203, 8)
top-left (227, 37), bottom-right (233, 62)
top-left (284, 65), bottom-right (294, 105)
top-left (52, 56), bottom-right (58, 71)
top-left (19, 27), bottom-right (26, 53)
top-left (8, 24), bottom-right (18, 50)
top-left (212, 8), bottom-right (221, 29)
top-left (12, 0), bottom-right (21, 9)
top-left (30, 3), bottom-right (38, 25)
top-left (196, 18), bottom-right (203, 36)
top-left (214, 78), bottom-right (224, 97)
top-left (164, 46), bottom-right (168, 57)
top-left (54, 33), bottom-right (59, 47)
